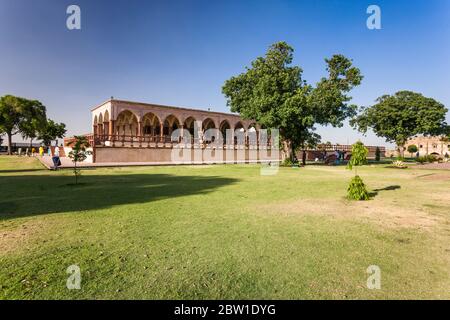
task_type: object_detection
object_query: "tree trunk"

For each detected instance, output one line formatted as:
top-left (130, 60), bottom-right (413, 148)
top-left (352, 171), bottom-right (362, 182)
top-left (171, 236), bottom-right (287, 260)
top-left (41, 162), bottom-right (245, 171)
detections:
top-left (282, 140), bottom-right (291, 161)
top-left (30, 138), bottom-right (33, 149)
top-left (7, 131), bottom-right (12, 155)
top-left (302, 150), bottom-right (307, 166)
top-left (74, 162), bottom-right (78, 184)
top-left (397, 144), bottom-right (405, 158)
top-left (290, 142), bottom-right (296, 163)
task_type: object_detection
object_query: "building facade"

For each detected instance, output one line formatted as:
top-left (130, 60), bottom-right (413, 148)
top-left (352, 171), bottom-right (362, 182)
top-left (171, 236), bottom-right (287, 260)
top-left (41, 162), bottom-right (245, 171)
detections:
top-left (406, 135), bottom-right (450, 157)
top-left (64, 99), bottom-right (386, 164)
top-left (65, 99), bottom-right (278, 164)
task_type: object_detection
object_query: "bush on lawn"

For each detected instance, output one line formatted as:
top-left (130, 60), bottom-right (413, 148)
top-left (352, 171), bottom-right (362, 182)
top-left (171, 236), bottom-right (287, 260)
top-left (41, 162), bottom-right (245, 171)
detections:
top-left (427, 154), bottom-right (438, 163)
top-left (347, 141), bottom-right (370, 201)
top-left (416, 156), bottom-right (427, 164)
top-left (282, 158), bottom-right (299, 167)
top-left (347, 175), bottom-right (370, 200)
top-left (375, 147), bottom-right (381, 162)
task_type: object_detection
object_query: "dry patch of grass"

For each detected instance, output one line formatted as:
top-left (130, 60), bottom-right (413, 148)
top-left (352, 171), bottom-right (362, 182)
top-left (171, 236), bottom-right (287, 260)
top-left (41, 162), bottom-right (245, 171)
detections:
top-left (0, 219), bottom-right (49, 255)
top-left (428, 191), bottom-right (450, 204)
top-left (255, 197), bottom-right (444, 230)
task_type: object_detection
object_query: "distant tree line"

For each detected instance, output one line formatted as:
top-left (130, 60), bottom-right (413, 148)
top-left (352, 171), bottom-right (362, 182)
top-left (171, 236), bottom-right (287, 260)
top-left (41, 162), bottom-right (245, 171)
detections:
top-left (0, 95), bottom-right (66, 155)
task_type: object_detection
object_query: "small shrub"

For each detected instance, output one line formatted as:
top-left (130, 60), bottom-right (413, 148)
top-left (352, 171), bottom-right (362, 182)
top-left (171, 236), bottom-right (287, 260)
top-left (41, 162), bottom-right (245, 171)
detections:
top-left (416, 156), bottom-right (427, 164)
top-left (347, 142), bottom-right (370, 201)
top-left (282, 158), bottom-right (293, 166)
top-left (427, 154), bottom-right (438, 163)
top-left (68, 136), bottom-right (92, 184)
top-left (347, 141), bottom-right (368, 170)
top-left (347, 175), bottom-right (370, 200)
top-left (375, 147), bottom-right (381, 162)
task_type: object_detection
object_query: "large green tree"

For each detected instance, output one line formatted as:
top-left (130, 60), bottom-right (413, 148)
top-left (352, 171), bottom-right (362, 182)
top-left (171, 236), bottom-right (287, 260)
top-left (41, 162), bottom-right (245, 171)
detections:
top-left (352, 91), bottom-right (448, 157)
top-left (20, 101), bottom-right (47, 148)
top-left (0, 95), bottom-right (47, 155)
top-left (222, 42), bottom-right (362, 164)
top-left (38, 119), bottom-right (67, 146)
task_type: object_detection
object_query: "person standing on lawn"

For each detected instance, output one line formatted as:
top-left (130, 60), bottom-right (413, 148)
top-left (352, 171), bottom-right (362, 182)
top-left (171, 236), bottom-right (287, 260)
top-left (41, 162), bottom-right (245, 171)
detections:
top-left (52, 146), bottom-right (61, 170)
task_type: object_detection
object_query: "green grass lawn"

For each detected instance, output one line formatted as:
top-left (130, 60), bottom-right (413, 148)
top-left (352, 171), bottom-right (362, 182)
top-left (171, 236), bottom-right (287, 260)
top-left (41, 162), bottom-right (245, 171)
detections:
top-left (0, 156), bottom-right (449, 299)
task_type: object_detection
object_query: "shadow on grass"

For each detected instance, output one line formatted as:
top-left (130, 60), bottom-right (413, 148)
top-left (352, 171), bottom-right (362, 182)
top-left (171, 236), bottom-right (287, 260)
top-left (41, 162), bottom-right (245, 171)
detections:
top-left (369, 185), bottom-right (401, 197)
top-left (0, 169), bottom-right (44, 173)
top-left (0, 173), bottom-right (239, 220)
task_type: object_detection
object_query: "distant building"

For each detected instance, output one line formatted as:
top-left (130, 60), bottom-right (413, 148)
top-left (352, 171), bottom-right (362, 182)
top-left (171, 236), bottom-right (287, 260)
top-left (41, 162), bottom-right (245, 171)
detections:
top-left (406, 135), bottom-right (450, 157)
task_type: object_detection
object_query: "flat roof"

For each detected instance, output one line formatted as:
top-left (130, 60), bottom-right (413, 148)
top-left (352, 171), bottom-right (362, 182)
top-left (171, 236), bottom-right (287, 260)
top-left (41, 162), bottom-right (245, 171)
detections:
top-left (91, 99), bottom-right (242, 118)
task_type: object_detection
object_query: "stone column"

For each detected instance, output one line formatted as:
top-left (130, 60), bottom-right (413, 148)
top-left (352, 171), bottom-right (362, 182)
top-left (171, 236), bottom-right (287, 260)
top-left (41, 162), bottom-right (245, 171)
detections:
top-left (196, 120), bottom-right (203, 145)
top-left (138, 121), bottom-right (142, 147)
top-left (180, 125), bottom-right (184, 143)
top-left (109, 120), bottom-right (115, 135)
top-left (137, 122), bottom-right (142, 136)
top-left (109, 120), bottom-right (115, 146)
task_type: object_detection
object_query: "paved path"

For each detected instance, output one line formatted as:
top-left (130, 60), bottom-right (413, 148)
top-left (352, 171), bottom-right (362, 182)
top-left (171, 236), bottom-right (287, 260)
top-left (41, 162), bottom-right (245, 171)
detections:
top-left (414, 162), bottom-right (450, 170)
top-left (37, 156), bottom-right (276, 169)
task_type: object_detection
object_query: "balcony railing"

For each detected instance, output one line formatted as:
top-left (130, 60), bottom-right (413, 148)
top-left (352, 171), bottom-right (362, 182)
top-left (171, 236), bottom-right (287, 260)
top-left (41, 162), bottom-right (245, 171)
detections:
top-left (91, 134), bottom-right (273, 148)
top-left (64, 134), bottom-right (384, 154)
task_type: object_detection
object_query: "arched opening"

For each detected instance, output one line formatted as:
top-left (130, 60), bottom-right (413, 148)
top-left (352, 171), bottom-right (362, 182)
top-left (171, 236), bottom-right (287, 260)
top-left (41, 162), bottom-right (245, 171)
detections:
top-left (115, 110), bottom-right (139, 137)
top-left (234, 121), bottom-right (245, 145)
top-left (247, 122), bottom-right (257, 145)
top-left (202, 118), bottom-right (217, 144)
top-left (219, 120), bottom-right (231, 144)
top-left (183, 117), bottom-right (197, 143)
top-left (103, 110), bottom-right (110, 137)
top-left (93, 115), bottom-right (98, 135)
top-left (142, 112), bottom-right (160, 136)
top-left (98, 113), bottom-right (104, 136)
top-left (184, 117), bottom-right (196, 136)
top-left (202, 118), bottom-right (216, 131)
top-left (163, 115), bottom-right (181, 136)
top-left (430, 152), bottom-right (441, 158)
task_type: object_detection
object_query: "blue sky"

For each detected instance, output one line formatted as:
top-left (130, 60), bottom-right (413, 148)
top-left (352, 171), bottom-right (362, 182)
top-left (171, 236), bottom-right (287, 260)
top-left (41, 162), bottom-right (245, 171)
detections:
top-left (1, 0), bottom-right (449, 147)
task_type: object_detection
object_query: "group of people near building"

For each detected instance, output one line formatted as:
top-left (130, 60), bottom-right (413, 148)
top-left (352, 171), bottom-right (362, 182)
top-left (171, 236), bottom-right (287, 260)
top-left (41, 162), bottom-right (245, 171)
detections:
top-left (315, 150), bottom-right (349, 165)
top-left (16, 145), bottom-right (62, 170)
top-left (16, 147), bottom-right (37, 157)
